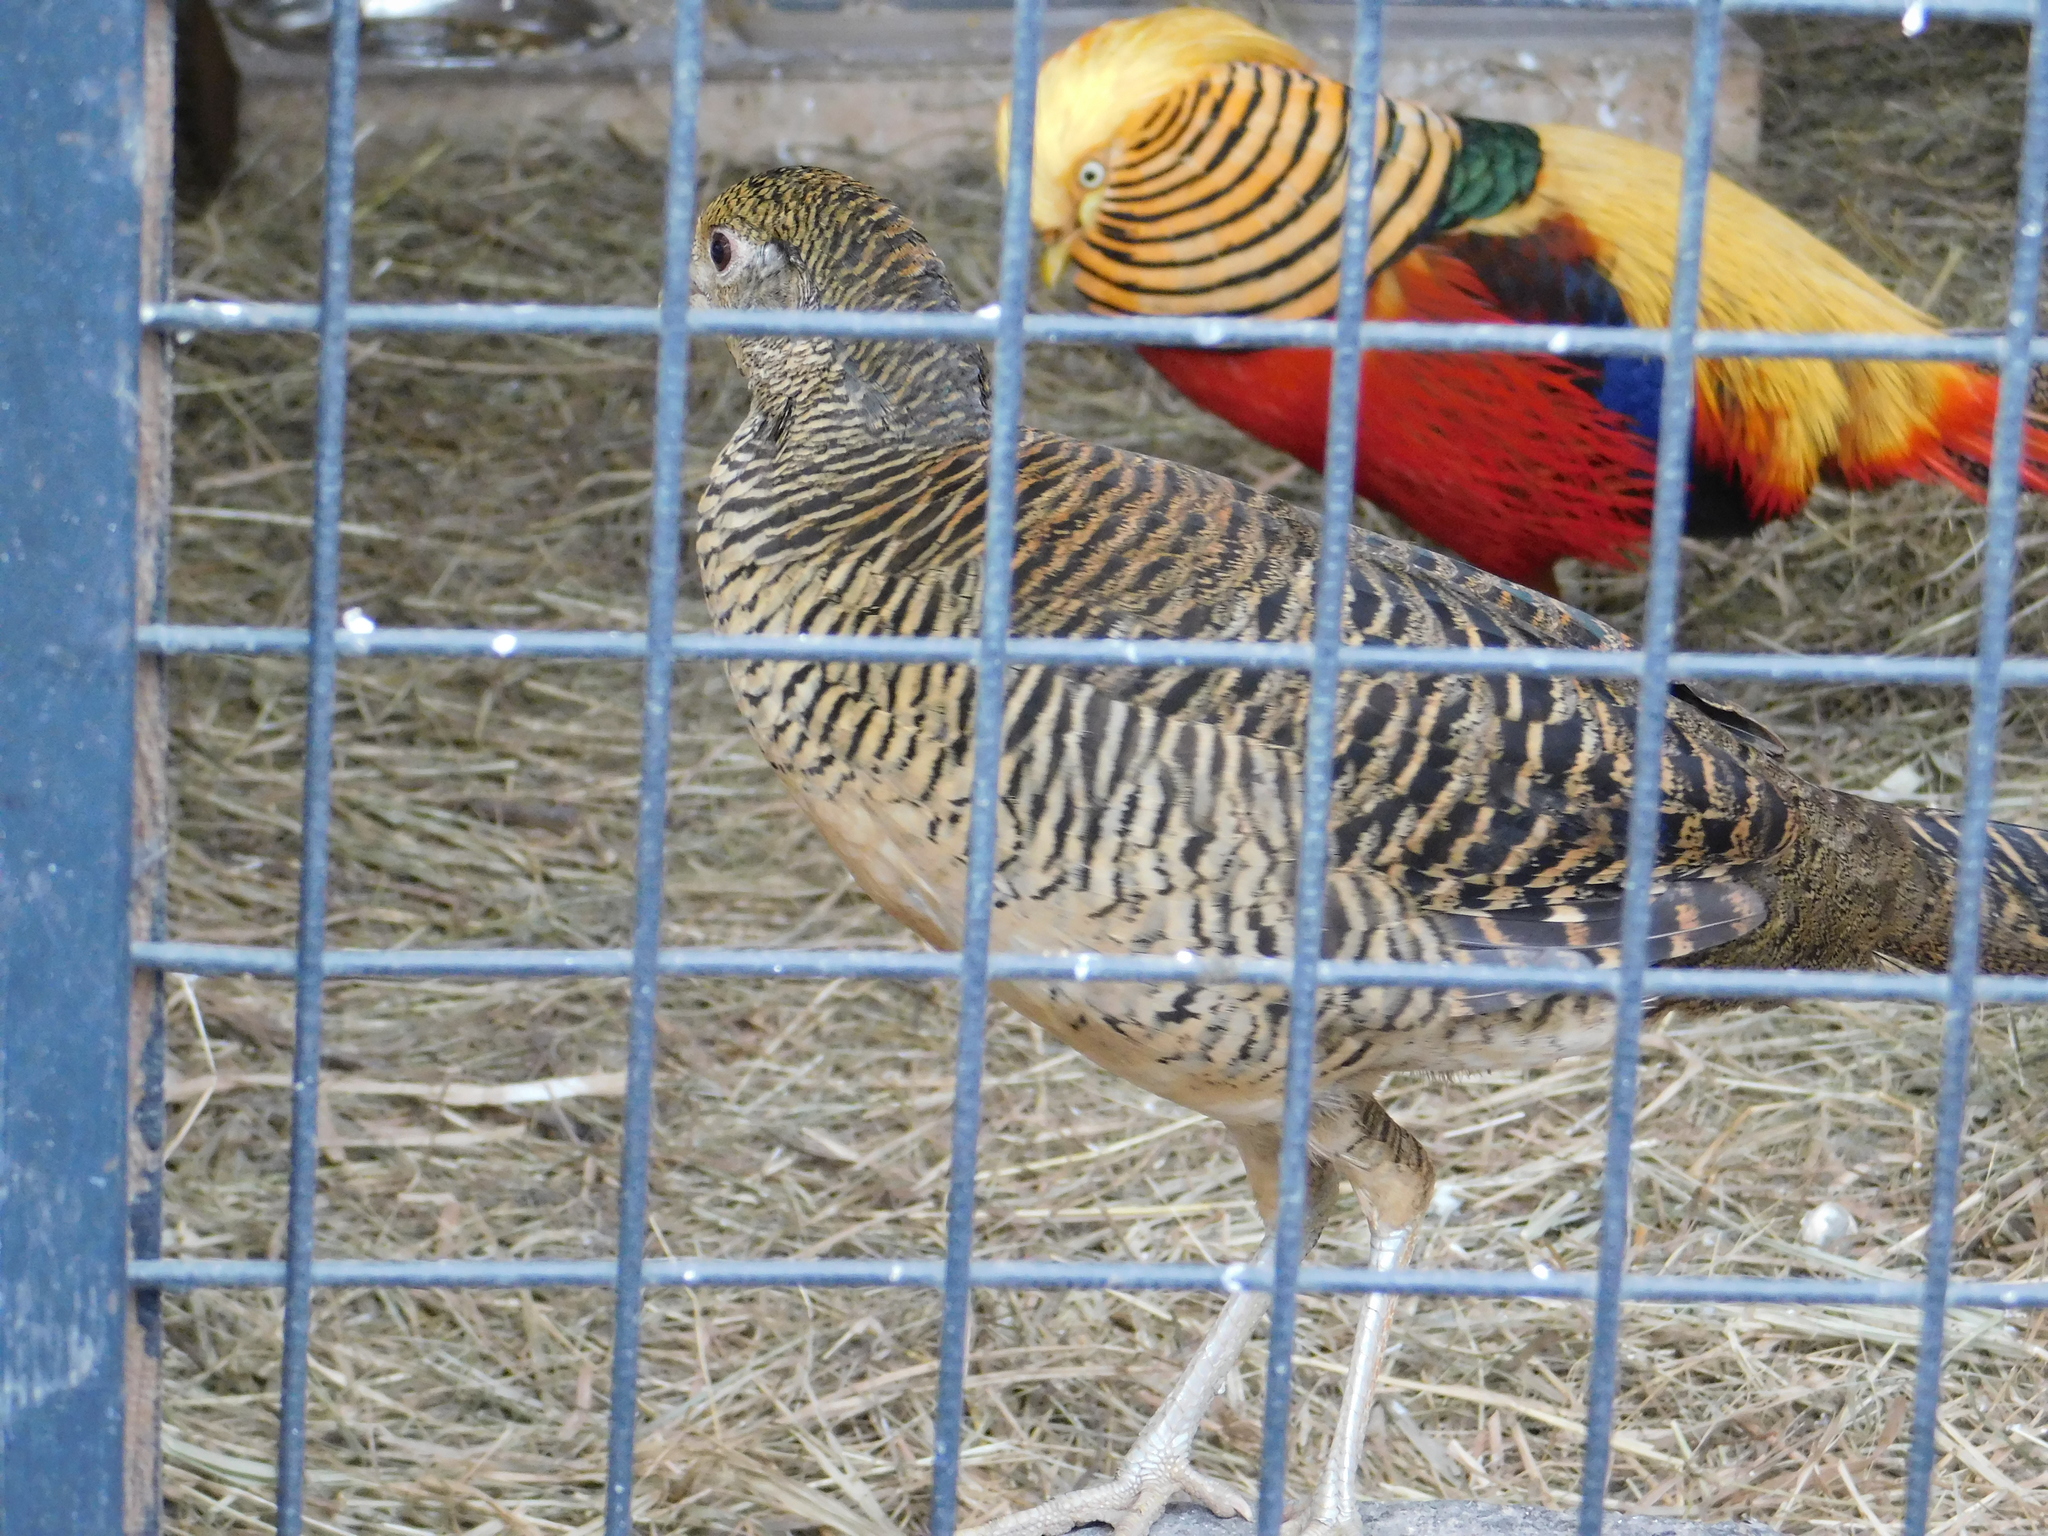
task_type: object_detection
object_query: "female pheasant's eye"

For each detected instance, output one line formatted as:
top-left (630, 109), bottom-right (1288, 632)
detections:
top-left (1077, 160), bottom-right (1106, 190)
top-left (710, 231), bottom-right (734, 272)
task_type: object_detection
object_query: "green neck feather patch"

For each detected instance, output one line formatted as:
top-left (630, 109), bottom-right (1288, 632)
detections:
top-left (1432, 117), bottom-right (1542, 232)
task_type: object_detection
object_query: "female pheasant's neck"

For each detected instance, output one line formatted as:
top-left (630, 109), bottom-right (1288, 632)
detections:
top-left (746, 334), bottom-right (990, 452)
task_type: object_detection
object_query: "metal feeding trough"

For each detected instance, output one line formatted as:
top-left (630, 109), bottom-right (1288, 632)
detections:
top-left (216, 0), bottom-right (1762, 173)
top-left (226, 0), bottom-right (626, 63)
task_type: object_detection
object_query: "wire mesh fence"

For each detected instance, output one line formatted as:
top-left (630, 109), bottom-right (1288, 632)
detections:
top-left (7, 0), bottom-right (2048, 1532)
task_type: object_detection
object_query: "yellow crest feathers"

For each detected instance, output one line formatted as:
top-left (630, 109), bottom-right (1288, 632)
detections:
top-left (998, 8), bottom-right (1317, 235)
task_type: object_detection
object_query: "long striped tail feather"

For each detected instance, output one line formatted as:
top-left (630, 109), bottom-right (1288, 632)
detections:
top-left (1900, 810), bottom-right (2048, 974)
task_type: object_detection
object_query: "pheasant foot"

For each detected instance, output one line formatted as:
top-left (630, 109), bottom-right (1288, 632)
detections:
top-left (957, 1240), bottom-right (1277, 1536)
top-left (954, 1460), bottom-right (1252, 1536)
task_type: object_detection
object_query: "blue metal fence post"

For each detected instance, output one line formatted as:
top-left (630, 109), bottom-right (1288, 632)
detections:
top-left (0, 3), bottom-right (151, 1531)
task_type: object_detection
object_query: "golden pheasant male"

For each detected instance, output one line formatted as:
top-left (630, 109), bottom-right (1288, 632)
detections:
top-left (999, 7), bottom-right (2048, 591)
top-left (691, 165), bottom-right (2048, 1536)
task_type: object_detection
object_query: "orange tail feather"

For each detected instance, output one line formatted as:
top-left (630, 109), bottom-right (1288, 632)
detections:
top-left (1852, 369), bottom-right (2048, 501)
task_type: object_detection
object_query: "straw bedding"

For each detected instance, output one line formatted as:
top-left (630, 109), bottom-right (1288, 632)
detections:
top-left (160, 17), bottom-right (2048, 1532)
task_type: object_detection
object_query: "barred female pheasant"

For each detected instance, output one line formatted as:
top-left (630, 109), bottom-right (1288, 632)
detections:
top-left (999, 8), bottom-right (2048, 591)
top-left (691, 166), bottom-right (2048, 1536)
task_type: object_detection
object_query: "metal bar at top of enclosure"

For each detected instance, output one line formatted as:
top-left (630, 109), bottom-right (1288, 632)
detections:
top-left (772, 0), bottom-right (2035, 14)
top-left (271, 2), bottom-right (363, 1530)
top-left (1901, 12), bottom-right (2048, 1532)
top-left (85, 0), bottom-right (2048, 1531)
top-left (133, 295), bottom-right (2048, 364)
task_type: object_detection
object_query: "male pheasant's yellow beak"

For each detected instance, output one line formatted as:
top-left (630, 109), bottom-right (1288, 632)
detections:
top-left (1040, 235), bottom-right (1076, 290)
top-left (1037, 188), bottom-right (1105, 293)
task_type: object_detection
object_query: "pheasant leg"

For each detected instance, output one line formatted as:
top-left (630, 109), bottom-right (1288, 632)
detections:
top-left (1286, 1223), bottom-right (1415, 1536)
top-left (956, 1238), bottom-right (1278, 1536)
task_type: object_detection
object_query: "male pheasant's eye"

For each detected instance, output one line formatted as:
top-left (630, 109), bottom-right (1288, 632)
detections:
top-left (709, 231), bottom-right (734, 272)
top-left (1077, 160), bottom-right (1106, 190)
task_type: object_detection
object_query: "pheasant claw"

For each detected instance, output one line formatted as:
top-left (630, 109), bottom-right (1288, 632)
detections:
top-left (956, 1463), bottom-right (1251, 1536)
top-left (959, 1245), bottom-right (1274, 1536)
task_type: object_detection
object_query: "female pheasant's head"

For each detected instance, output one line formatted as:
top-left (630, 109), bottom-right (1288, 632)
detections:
top-left (997, 8), bottom-right (1313, 289)
top-left (693, 165), bottom-right (961, 317)
top-left (693, 167), bottom-right (989, 432)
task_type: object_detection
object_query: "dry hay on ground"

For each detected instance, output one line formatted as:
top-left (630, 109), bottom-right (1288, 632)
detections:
top-left (160, 19), bottom-right (2047, 1534)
